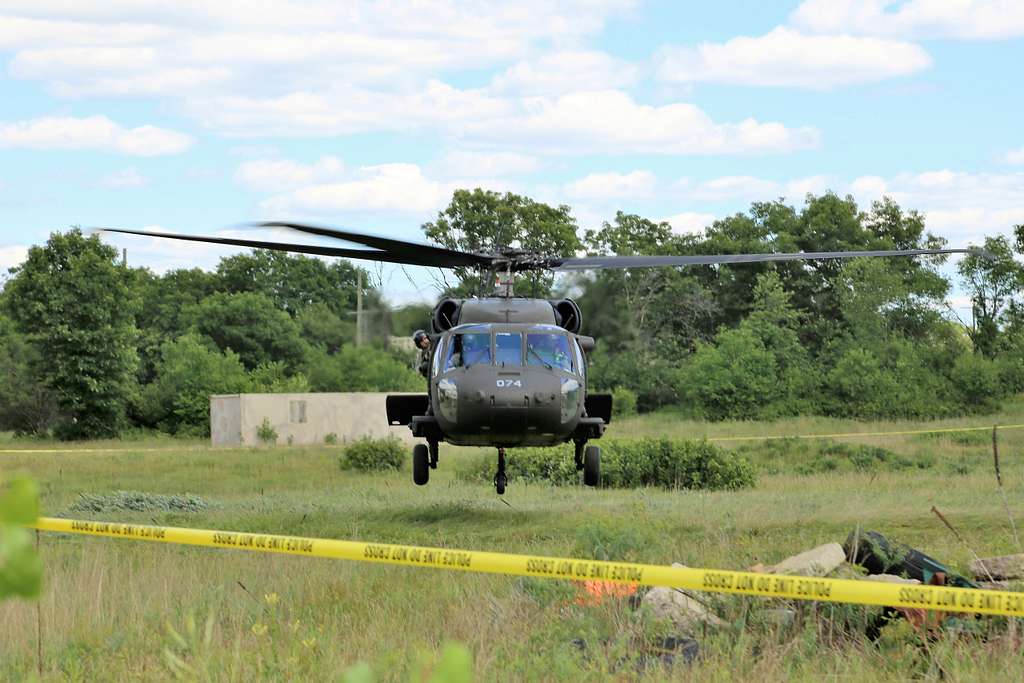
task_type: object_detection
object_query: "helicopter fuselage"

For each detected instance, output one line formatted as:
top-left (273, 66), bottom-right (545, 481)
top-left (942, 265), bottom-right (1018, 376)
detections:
top-left (386, 297), bottom-right (609, 449)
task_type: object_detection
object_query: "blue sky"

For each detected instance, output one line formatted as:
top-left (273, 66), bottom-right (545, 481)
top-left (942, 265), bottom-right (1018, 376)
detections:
top-left (1, 0), bottom-right (1023, 308)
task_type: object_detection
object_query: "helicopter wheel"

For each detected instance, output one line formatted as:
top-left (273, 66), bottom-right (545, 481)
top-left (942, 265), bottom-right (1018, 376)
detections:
top-left (583, 445), bottom-right (601, 487)
top-left (413, 444), bottom-right (430, 486)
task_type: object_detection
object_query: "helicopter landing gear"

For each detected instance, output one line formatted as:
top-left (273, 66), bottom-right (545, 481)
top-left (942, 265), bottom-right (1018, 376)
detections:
top-left (494, 447), bottom-right (507, 495)
top-left (413, 443), bottom-right (430, 486)
top-left (574, 440), bottom-right (586, 471)
top-left (583, 445), bottom-right (601, 487)
top-left (428, 439), bottom-right (439, 470)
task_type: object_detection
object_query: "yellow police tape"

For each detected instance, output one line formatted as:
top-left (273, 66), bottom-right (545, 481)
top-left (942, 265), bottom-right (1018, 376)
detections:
top-left (31, 516), bottom-right (1024, 618)
top-left (704, 423), bottom-right (1024, 443)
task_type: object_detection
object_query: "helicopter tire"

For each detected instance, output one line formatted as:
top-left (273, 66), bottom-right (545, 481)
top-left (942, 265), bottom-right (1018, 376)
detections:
top-left (413, 444), bottom-right (430, 485)
top-left (583, 445), bottom-right (600, 487)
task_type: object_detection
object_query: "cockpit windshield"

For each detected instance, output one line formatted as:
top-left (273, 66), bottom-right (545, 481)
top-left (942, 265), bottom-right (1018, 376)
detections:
top-left (441, 326), bottom-right (575, 373)
top-left (445, 331), bottom-right (491, 370)
top-left (495, 332), bottom-right (522, 366)
top-left (526, 333), bottom-right (573, 372)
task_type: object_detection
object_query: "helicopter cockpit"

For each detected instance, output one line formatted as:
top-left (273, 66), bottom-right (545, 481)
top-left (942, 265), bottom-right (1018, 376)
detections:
top-left (437, 324), bottom-right (583, 375)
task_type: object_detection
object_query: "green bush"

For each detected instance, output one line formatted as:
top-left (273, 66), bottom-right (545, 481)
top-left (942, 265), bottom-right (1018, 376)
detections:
top-left (457, 438), bottom-right (755, 490)
top-left (256, 417), bottom-right (278, 444)
top-left (610, 386), bottom-right (637, 418)
top-left (951, 352), bottom-right (1004, 412)
top-left (139, 334), bottom-right (251, 436)
top-left (305, 346), bottom-right (422, 392)
top-left (735, 438), bottom-right (935, 475)
top-left (339, 436), bottom-right (406, 472)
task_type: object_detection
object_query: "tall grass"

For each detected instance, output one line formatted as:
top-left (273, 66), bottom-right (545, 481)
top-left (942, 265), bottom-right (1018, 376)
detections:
top-left (2, 406), bottom-right (1024, 680)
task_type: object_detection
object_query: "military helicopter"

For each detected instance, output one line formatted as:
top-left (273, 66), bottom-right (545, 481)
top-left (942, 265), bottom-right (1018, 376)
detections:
top-left (101, 223), bottom-right (975, 494)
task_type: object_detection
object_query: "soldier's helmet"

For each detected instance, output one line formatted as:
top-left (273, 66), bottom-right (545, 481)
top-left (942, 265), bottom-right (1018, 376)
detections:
top-left (413, 329), bottom-right (429, 346)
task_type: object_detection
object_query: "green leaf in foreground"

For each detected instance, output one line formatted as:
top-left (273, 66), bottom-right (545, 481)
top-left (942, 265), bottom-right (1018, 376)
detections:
top-left (0, 477), bottom-right (42, 599)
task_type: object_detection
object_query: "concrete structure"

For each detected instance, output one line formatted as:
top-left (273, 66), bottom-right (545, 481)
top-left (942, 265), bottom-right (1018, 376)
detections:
top-left (210, 393), bottom-right (415, 447)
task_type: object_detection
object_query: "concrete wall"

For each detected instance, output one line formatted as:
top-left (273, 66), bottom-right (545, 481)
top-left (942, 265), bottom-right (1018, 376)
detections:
top-left (210, 393), bottom-right (416, 447)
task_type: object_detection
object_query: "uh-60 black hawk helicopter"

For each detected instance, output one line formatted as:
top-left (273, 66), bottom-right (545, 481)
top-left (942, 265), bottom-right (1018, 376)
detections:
top-left (102, 223), bottom-right (976, 495)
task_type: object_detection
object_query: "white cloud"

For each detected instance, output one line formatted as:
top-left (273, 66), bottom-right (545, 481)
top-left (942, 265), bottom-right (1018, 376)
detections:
top-left (98, 167), bottom-right (148, 189)
top-left (850, 175), bottom-right (889, 198)
top-left (673, 174), bottom-right (834, 203)
top-left (432, 151), bottom-right (541, 178)
top-left (791, 0), bottom-right (1024, 40)
top-left (462, 90), bottom-right (820, 155)
top-left (1004, 147), bottom-right (1024, 165)
top-left (564, 170), bottom-right (656, 200)
top-left (0, 4), bottom-right (821, 156)
top-left (260, 163), bottom-right (452, 216)
top-left (0, 245), bottom-right (29, 272)
top-left (234, 155), bottom-right (343, 192)
top-left (662, 212), bottom-right (715, 235)
top-left (491, 50), bottom-right (640, 95)
top-left (785, 175), bottom-right (830, 198)
top-left (0, 116), bottom-right (193, 155)
top-left (656, 27), bottom-right (931, 88)
top-left (680, 175), bottom-right (782, 201)
top-left (0, 2), bottom-right (638, 99)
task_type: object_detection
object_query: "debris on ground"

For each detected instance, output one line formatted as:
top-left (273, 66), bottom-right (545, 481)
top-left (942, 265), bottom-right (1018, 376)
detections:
top-left (637, 636), bottom-right (700, 670)
top-left (574, 579), bottom-right (637, 606)
top-left (69, 490), bottom-right (210, 513)
top-left (864, 573), bottom-right (921, 585)
top-left (642, 564), bottom-right (726, 632)
top-left (844, 529), bottom-right (977, 588)
top-left (969, 553), bottom-right (1024, 580)
top-left (759, 542), bottom-right (846, 576)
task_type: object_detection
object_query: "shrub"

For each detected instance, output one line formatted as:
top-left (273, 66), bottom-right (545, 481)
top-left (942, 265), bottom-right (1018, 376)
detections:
top-left (139, 334), bottom-right (251, 436)
top-left (610, 386), bottom-right (637, 418)
top-left (735, 438), bottom-right (934, 475)
top-left (69, 491), bottom-right (210, 513)
top-left (339, 436), bottom-right (406, 472)
top-left (256, 417), bottom-right (278, 444)
top-left (456, 438), bottom-right (755, 490)
top-left (324, 433), bottom-right (339, 445)
top-left (951, 352), bottom-right (1003, 412)
top-left (305, 346), bottom-right (422, 392)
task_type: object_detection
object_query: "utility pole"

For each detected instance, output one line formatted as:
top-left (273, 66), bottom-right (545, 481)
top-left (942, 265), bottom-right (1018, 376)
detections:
top-left (356, 270), bottom-right (363, 346)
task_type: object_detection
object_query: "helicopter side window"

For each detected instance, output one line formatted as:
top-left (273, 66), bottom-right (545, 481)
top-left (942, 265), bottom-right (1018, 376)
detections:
top-left (432, 342), bottom-right (443, 377)
top-left (572, 339), bottom-right (586, 379)
top-left (446, 332), bottom-right (491, 369)
top-left (526, 333), bottom-right (573, 372)
top-left (494, 333), bottom-right (522, 366)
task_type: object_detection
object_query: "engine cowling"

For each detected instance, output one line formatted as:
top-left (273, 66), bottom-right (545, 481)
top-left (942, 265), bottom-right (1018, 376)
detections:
top-left (549, 299), bottom-right (583, 334)
top-left (431, 298), bottom-right (462, 333)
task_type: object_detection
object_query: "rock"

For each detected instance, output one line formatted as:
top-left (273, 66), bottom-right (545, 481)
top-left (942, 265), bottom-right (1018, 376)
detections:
top-left (642, 563), bottom-right (726, 633)
top-left (969, 554), bottom-right (1024, 580)
top-left (767, 543), bottom-right (846, 577)
top-left (864, 574), bottom-right (920, 585)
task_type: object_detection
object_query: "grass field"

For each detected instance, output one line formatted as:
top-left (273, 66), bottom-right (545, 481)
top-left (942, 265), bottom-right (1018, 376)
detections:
top-left (4, 402), bottom-right (1024, 681)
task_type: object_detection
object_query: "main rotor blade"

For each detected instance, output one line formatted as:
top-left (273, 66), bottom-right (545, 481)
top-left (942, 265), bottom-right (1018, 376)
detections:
top-left (96, 228), bottom-right (481, 268)
top-left (548, 247), bottom-right (978, 271)
top-left (259, 221), bottom-right (494, 270)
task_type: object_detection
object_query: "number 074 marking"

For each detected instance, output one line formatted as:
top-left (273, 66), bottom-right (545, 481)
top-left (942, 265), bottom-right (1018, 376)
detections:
top-left (496, 379), bottom-right (523, 388)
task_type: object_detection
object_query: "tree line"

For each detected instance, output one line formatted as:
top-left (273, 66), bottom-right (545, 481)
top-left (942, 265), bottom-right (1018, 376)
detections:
top-left (1, 189), bottom-right (1021, 440)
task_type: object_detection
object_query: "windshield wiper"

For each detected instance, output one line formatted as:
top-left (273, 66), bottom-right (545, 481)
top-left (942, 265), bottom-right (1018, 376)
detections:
top-left (527, 346), bottom-right (552, 370)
